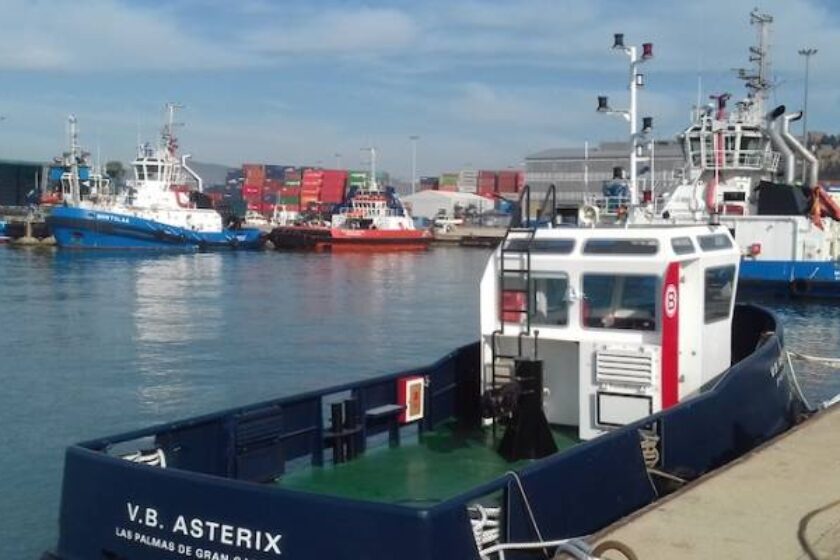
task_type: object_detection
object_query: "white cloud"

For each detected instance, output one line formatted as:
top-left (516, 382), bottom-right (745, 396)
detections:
top-left (245, 7), bottom-right (418, 55)
top-left (0, 0), bottom-right (250, 71)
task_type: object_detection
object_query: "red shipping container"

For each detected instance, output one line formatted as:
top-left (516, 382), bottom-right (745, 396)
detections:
top-left (246, 201), bottom-right (261, 211)
top-left (478, 170), bottom-right (497, 196)
top-left (516, 171), bottom-right (526, 192)
top-left (497, 171), bottom-right (518, 193)
top-left (320, 169), bottom-right (348, 204)
top-left (242, 164), bottom-right (265, 184)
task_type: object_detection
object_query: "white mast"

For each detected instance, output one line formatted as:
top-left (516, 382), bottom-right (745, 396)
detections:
top-left (362, 147), bottom-right (378, 191)
top-left (68, 115), bottom-right (81, 206)
top-left (597, 34), bottom-right (654, 207)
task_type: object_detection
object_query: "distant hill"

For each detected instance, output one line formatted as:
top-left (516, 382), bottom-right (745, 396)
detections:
top-left (186, 161), bottom-right (236, 188)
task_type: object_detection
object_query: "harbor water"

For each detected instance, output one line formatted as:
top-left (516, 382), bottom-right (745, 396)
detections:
top-left (1, 246), bottom-right (839, 559)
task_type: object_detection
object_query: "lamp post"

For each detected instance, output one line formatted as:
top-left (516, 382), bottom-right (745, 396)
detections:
top-left (334, 152), bottom-right (342, 168)
top-left (409, 135), bottom-right (419, 195)
top-left (798, 48), bottom-right (817, 149)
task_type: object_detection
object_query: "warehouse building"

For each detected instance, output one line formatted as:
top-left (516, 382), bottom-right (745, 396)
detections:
top-left (525, 140), bottom-right (686, 202)
top-left (0, 159), bottom-right (47, 207)
top-left (402, 190), bottom-right (493, 220)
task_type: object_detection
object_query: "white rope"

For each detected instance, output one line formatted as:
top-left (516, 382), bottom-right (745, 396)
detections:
top-left (788, 350), bottom-right (840, 367)
top-left (480, 537), bottom-right (596, 560)
top-left (122, 448), bottom-right (167, 468)
top-left (470, 505), bottom-right (502, 549)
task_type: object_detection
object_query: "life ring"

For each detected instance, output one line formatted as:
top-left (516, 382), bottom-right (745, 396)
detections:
top-left (578, 204), bottom-right (599, 226)
top-left (175, 191), bottom-right (191, 208)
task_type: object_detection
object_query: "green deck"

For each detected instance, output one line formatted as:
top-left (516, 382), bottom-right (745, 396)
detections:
top-left (278, 423), bottom-right (579, 506)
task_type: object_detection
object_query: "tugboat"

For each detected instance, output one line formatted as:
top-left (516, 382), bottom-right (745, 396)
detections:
top-left (268, 148), bottom-right (431, 251)
top-left (47, 104), bottom-right (262, 251)
top-left (593, 11), bottom-right (840, 298)
top-left (43, 186), bottom-right (808, 560)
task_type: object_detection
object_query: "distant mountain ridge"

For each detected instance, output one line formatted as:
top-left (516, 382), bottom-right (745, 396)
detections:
top-left (186, 161), bottom-right (236, 188)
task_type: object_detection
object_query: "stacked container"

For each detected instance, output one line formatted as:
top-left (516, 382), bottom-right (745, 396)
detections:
top-left (301, 169), bottom-right (324, 209)
top-left (278, 186), bottom-right (301, 211)
top-left (516, 171), bottom-right (526, 192)
top-left (477, 171), bottom-right (497, 198)
top-left (349, 171), bottom-right (368, 190)
top-left (419, 176), bottom-right (439, 191)
top-left (241, 164), bottom-right (266, 212)
top-left (497, 170), bottom-right (518, 193)
top-left (320, 169), bottom-right (348, 204)
top-left (457, 169), bottom-right (478, 193)
top-left (439, 173), bottom-right (459, 192)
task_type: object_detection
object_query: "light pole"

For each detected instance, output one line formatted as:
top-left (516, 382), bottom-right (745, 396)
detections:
top-left (334, 152), bottom-right (342, 168)
top-left (798, 48), bottom-right (817, 150)
top-left (409, 135), bottom-right (419, 194)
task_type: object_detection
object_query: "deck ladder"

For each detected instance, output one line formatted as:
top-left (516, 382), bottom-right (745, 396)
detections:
top-left (488, 185), bottom-right (558, 434)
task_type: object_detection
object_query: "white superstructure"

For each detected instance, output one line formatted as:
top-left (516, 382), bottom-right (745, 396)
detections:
top-left (85, 103), bottom-right (225, 233)
top-left (480, 223), bottom-right (740, 440)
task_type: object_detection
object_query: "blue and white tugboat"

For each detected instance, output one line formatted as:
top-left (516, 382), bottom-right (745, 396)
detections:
top-left (47, 104), bottom-right (262, 251)
top-left (43, 190), bottom-right (808, 560)
top-left (594, 11), bottom-right (840, 298)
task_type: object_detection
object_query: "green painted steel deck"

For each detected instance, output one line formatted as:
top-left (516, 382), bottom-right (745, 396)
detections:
top-left (278, 422), bottom-right (578, 506)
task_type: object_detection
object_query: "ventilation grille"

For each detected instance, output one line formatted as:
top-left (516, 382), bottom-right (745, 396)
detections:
top-left (596, 347), bottom-right (657, 385)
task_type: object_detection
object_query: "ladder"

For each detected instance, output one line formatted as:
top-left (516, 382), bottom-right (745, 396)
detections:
top-left (488, 185), bottom-right (558, 414)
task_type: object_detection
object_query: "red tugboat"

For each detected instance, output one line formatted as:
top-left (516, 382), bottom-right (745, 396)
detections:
top-left (268, 149), bottom-right (431, 251)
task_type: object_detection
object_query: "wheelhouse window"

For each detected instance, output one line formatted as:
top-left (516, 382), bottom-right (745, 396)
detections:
top-left (671, 236), bottom-right (695, 255)
top-left (134, 165), bottom-right (146, 181)
top-left (500, 273), bottom-right (570, 326)
top-left (705, 266), bottom-right (736, 323)
top-left (582, 274), bottom-right (657, 331)
top-left (503, 238), bottom-right (574, 253)
top-left (698, 234), bottom-right (733, 251)
top-left (531, 275), bottom-right (569, 326)
top-left (583, 238), bottom-right (658, 255)
top-left (146, 165), bottom-right (160, 181)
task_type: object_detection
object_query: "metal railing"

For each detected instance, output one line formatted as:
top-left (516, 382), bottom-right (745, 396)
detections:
top-left (690, 149), bottom-right (780, 172)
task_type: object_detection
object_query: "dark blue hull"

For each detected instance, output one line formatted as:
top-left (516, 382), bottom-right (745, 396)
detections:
top-left (44, 305), bottom-right (805, 560)
top-left (739, 260), bottom-right (840, 298)
top-left (47, 206), bottom-right (263, 251)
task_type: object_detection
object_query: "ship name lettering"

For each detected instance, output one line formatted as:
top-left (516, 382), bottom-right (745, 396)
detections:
top-left (172, 515), bottom-right (282, 555)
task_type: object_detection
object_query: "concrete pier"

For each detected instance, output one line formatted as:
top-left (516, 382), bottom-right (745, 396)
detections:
top-left (592, 404), bottom-right (840, 559)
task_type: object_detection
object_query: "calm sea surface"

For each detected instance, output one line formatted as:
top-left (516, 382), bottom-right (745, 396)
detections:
top-left (1, 246), bottom-right (838, 558)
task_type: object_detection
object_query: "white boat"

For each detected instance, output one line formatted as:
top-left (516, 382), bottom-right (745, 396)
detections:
top-left (47, 104), bottom-right (262, 251)
top-left (587, 11), bottom-right (840, 297)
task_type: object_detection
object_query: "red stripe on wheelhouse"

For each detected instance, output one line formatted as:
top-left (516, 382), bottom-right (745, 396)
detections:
top-left (661, 262), bottom-right (680, 409)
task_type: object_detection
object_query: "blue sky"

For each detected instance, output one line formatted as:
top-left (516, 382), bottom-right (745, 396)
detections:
top-left (0, 0), bottom-right (838, 179)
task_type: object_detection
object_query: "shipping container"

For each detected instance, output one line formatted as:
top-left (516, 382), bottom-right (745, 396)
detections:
top-left (320, 169), bottom-right (348, 204)
top-left (263, 179), bottom-right (284, 192)
top-left (241, 184), bottom-right (262, 196)
top-left (266, 165), bottom-right (291, 181)
top-left (477, 170), bottom-right (497, 195)
top-left (516, 171), bottom-right (526, 192)
top-left (242, 164), bottom-right (266, 185)
top-left (439, 184), bottom-right (458, 192)
top-left (419, 176), bottom-right (439, 188)
top-left (457, 169), bottom-right (478, 193)
top-left (284, 168), bottom-right (302, 182)
top-left (497, 170), bottom-right (518, 193)
top-left (440, 173), bottom-right (459, 187)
